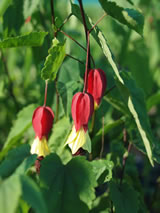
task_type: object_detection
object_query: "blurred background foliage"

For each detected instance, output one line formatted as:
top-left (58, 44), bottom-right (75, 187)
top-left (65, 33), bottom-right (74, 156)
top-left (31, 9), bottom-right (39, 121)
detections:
top-left (0, 0), bottom-right (160, 212)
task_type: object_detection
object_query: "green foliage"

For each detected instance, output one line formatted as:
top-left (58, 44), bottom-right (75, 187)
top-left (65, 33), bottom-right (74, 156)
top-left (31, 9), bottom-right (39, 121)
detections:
top-left (41, 38), bottom-right (66, 81)
top-left (91, 159), bottom-right (113, 183)
top-left (0, 144), bottom-right (31, 178)
top-left (20, 175), bottom-right (47, 213)
top-left (40, 154), bottom-right (97, 212)
top-left (23, 0), bottom-right (40, 19)
top-left (115, 71), bottom-right (154, 166)
top-left (0, 32), bottom-right (48, 48)
top-left (0, 0), bottom-right (12, 17)
top-left (99, 0), bottom-right (144, 35)
top-left (0, 0), bottom-right (160, 212)
top-left (110, 182), bottom-right (139, 213)
top-left (0, 175), bottom-right (22, 213)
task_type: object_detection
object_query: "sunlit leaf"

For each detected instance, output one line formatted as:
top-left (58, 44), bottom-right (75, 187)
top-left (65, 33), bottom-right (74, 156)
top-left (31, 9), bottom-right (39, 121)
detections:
top-left (0, 32), bottom-right (48, 48)
top-left (41, 38), bottom-right (66, 81)
top-left (98, 0), bottom-right (144, 35)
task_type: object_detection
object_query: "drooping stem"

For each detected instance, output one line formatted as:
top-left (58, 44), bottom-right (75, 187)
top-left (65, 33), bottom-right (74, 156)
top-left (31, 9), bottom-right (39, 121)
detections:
top-left (50, 0), bottom-right (57, 37)
top-left (90, 110), bottom-right (95, 133)
top-left (83, 31), bottom-right (90, 92)
top-left (78, 0), bottom-right (91, 68)
top-left (43, 80), bottom-right (48, 107)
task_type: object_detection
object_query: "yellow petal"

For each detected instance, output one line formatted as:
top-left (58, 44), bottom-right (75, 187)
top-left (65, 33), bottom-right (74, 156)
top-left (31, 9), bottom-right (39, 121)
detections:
top-left (65, 125), bottom-right (86, 154)
top-left (30, 136), bottom-right (50, 157)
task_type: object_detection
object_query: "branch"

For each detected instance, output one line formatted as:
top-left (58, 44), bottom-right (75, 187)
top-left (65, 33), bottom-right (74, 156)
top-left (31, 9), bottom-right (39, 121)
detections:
top-left (58, 13), bottom-right (73, 31)
top-left (60, 30), bottom-right (95, 67)
top-left (89, 13), bottom-right (107, 33)
top-left (66, 54), bottom-right (84, 65)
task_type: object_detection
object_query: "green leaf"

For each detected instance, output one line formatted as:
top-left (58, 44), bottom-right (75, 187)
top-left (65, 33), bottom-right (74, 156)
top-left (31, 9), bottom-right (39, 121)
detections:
top-left (0, 0), bottom-right (12, 16)
top-left (15, 154), bottom-right (37, 175)
top-left (91, 159), bottom-right (114, 183)
top-left (0, 175), bottom-right (22, 213)
top-left (98, 0), bottom-right (144, 35)
top-left (57, 81), bottom-right (83, 116)
top-left (20, 176), bottom-right (47, 213)
top-left (115, 71), bottom-right (154, 166)
top-left (92, 117), bottom-right (125, 145)
top-left (0, 32), bottom-right (48, 48)
top-left (0, 144), bottom-right (31, 178)
top-left (48, 117), bottom-right (72, 163)
top-left (41, 38), bottom-right (66, 81)
top-left (23, 0), bottom-right (40, 19)
top-left (104, 93), bottom-right (129, 115)
top-left (0, 104), bottom-right (36, 160)
top-left (40, 154), bottom-right (97, 212)
top-left (147, 90), bottom-right (160, 111)
top-left (110, 182), bottom-right (139, 213)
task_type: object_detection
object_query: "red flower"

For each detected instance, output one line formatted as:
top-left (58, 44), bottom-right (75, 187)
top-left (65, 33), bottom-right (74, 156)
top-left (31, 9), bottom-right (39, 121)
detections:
top-left (87, 68), bottom-right (107, 107)
top-left (71, 92), bottom-right (94, 132)
top-left (32, 106), bottom-right (54, 139)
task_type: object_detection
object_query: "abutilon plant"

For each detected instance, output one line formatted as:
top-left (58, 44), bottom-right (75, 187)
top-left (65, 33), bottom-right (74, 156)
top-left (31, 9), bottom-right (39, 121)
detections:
top-left (31, 106), bottom-right (54, 157)
top-left (65, 92), bottom-right (94, 154)
top-left (87, 68), bottom-right (107, 109)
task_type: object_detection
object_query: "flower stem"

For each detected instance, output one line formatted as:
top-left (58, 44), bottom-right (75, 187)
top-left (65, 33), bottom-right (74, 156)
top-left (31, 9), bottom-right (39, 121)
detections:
top-left (43, 80), bottom-right (48, 107)
top-left (78, 0), bottom-right (91, 69)
top-left (50, 0), bottom-right (57, 37)
top-left (83, 31), bottom-right (90, 92)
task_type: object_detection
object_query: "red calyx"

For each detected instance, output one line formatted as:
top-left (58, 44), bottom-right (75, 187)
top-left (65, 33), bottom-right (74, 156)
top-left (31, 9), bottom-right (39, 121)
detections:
top-left (87, 68), bottom-right (107, 106)
top-left (32, 106), bottom-right (54, 139)
top-left (71, 92), bottom-right (94, 132)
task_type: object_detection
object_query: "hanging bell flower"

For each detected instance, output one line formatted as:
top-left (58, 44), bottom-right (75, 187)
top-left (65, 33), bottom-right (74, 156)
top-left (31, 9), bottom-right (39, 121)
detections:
top-left (65, 92), bottom-right (94, 154)
top-left (87, 68), bottom-right (107, 109)
top-left (31, 106), bottom-right (54, 157)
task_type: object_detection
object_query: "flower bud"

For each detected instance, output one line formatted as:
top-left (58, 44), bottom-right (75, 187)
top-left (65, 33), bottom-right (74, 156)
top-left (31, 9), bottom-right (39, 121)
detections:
top-left (32, 106), bottom-right (54, 139)
top-left (87, 68), bottom-right (107, 108)
top-left (71, 92), bottom-right (94, 132)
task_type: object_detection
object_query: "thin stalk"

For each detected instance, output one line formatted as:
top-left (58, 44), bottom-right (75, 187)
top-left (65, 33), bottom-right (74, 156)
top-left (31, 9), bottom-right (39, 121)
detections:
top-left (66, 54), bottom-right (84, 65)
top-left (104, 85), bottom-right (116, 96)
top-left (58, 13), bottom-right (73, 31)
top-left (83, 31), bottom-right (90, 92)
top-left (50, 0), bottom-right (57, 37)
top-left (60, 30), bottom-right (95, 67)
top-left (78, 0), bottom-right (91, 68)
top-left (120, 142), bottom-right (132, 185)
top-left (43, 80), bottom-right (48, 107)
top-left (100, 116), bottom-right (105, 158)
top-left (90, 110), bottom-right (95, 133)
top-left (89, 13), bottom-right (107, 33)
